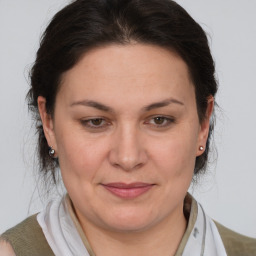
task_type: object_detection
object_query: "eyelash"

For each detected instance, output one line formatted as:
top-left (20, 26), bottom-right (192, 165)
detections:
top-left (81, 118), bottom-right (109, 129)
top-left (80, 116), bottom-right (175, 130)
top-left (145, 116), bottom-right (175, 128)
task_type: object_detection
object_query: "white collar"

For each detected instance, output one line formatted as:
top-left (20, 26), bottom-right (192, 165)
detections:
top-left (37, 195), bottom-right (227, 256)
top-left (182, 203), bottom-right (227, 255)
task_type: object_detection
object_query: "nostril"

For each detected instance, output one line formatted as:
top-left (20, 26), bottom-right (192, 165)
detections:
top-left (112, 161), bottom-right (145, 172)
top-left (113, 163), bottom-right (120, 169)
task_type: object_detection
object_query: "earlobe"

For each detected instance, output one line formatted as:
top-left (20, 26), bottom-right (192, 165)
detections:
top-left (37, 96), bottom-right (57, 151)
top-left (196, 96), bottom-right (214, 156)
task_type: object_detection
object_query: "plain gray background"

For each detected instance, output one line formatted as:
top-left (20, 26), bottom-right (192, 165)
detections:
top-left (0, 0), bottom-right (256, 237)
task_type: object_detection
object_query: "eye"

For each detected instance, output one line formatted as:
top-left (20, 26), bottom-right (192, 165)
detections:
top-left (153, 117), bottom-right (166, 125)
top-left (145, 116), bottom-right (175, 128)
top-left (81, 118), bottom-right (109, 129)
top-left (90, 118), bottom-right (104, 126)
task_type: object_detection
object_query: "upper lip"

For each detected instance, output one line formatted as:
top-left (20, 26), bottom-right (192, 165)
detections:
top-left (102, 182), bottom-right (154, 188)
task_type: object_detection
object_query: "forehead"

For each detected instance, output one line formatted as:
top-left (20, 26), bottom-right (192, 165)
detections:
top-left (59, 43), bottom-right (195, 107)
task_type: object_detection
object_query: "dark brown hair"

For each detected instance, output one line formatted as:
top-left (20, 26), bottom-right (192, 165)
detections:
top-left (27, 0), bottom-right (217, 183)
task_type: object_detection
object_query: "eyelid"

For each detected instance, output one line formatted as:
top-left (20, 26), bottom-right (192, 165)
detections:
top-left (144, 115), bottom-right (175, 127)
top-left (80, 115), bottom-right (175, 130)
top-left (81, 117), bottom-right (111, 129)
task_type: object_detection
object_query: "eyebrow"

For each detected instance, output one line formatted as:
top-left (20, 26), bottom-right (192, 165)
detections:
top-left (70, 98), bottom-right (184, 112)
top-left (143, 98), bottom-right (184, 111)
top-left (70, 100), bottom-right (114, 112)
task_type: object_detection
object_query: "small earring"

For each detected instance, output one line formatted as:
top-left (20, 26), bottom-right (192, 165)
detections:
top-left (199, 146), bottom-right (204, 151)
top-left (49, 146), bottom-right (56, 158)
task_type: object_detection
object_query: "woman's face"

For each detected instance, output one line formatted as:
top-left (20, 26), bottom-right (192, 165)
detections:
top-left (39, 44), bottom-right (211, 233)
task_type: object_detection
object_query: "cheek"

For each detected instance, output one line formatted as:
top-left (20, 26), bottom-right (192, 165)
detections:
top-left (55, 126), bottom-right (108, 182)
top-left (149, 127), bottom-right (198, 178)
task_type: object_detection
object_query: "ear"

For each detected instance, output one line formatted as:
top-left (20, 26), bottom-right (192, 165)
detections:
top-left (196, 96), bottom-right (214, 156)
top-left (37, 96), bottom-right (57, 152)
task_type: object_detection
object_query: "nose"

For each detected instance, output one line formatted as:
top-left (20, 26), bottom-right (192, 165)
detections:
top-left (108, 124), bottom-right (148, 171)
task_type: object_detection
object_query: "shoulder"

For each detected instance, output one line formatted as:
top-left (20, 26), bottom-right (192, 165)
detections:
top-left (214, 221), bottom-right (256, 256)
top-left (1, 214), bottom-right (41, 245)
top-left (1, 214), bottom-right (54, 256)
top-left (0, 239), bottom-right (16, 256)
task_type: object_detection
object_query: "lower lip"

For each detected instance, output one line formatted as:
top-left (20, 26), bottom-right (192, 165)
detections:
top-left (102, 185), bottom-right (153, 199)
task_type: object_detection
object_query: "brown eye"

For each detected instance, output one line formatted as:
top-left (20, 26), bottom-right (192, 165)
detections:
top-left (145, 116), bottom-right (175, 128)
top-left (91, 118), bottom-right (103, 126)
top-left (81, 118), bottom-right (109, 130)
top-left (153, 117), bottom-right (165, 125)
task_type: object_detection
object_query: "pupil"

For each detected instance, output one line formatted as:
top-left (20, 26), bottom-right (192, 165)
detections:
top-left (154, 117), bottom-right (164, 124)
top-left (92, 119), bottom-right (102, 125)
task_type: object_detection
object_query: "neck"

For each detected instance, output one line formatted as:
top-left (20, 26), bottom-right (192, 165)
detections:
top-left (77, 204), bottom-right (187, 256)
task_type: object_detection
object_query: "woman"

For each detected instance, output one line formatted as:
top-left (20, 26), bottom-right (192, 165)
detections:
top-left (1, 0), bottom-right (255, 255)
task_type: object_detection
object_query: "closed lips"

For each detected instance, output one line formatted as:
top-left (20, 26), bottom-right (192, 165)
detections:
top-left (102, 183), bottom-right (154, 199)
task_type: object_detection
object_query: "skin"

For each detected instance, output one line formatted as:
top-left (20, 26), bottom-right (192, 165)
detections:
top-left (0, 240), bottom-right (16, 256)
top-left (38, 43), bottom-right (213, 256)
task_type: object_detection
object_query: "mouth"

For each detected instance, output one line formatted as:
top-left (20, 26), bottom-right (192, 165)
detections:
top-left (101, 182), bottom-right (155, 199)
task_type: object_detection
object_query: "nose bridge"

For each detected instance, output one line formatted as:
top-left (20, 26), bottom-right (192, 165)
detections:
top-left (109, 121), bottom-right (147, 171)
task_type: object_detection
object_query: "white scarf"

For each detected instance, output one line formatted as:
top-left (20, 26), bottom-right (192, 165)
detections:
top-left (182, 203), bottom-right (227, 255)
top-left (37, 196), bottom-right (227, 256)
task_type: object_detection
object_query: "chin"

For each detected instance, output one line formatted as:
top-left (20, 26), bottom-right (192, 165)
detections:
top-left (100, 207), bottom-right (158, 232)
top-left (106, 219), bottom-right (154, 233)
